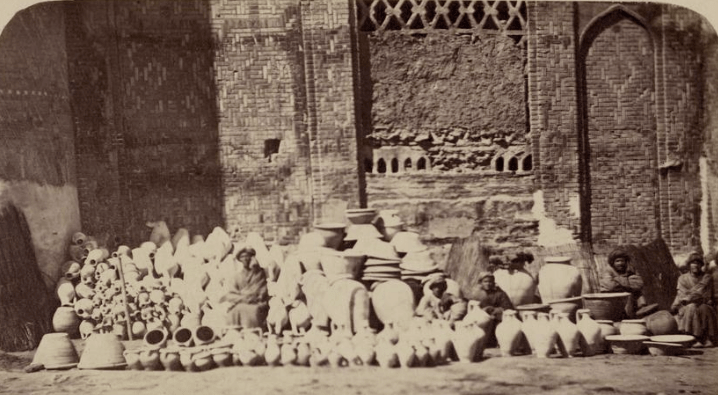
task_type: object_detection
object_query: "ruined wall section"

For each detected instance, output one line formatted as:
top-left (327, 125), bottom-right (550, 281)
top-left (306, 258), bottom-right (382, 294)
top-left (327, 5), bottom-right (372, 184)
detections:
top-left (367, 32), bottom-right (528, 172)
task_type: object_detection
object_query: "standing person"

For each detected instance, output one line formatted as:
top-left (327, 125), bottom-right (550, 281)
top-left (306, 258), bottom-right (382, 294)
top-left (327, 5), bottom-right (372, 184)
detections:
top-left (671, 253), bottom-right (717, 348)
top-left (600, 248), bottom-right (646, 318)
top-left (220, 247), bottom-right (270, 329)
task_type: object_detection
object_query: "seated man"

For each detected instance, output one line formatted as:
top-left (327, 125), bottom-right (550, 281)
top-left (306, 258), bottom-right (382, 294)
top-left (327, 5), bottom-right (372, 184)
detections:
top-left (220, 247), bottom-right (270, 329)
top-left (476, 271), bottom-right (514, 321)
top-left (600, 248), bottom-right (646, 318)
top-left (671, 253), bottom-right (717, 348)
top-left (416, 273), bottom-right (467, 324)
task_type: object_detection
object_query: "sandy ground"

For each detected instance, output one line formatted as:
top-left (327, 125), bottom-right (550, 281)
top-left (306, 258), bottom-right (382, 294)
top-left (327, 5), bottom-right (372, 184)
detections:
top-left (1, 342), bottom-right (717, 395)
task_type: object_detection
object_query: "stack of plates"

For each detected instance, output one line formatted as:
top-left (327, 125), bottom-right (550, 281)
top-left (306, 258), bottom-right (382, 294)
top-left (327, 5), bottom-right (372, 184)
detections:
top-left (361, 258), bottom-right (402, 282)
top-left (400, 250), bottom-right (441, 281)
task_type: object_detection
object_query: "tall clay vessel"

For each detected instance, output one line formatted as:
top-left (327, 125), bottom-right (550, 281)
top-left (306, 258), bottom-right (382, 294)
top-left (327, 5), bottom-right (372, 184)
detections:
top-left (537, 256), bottom-right (582, 303)
top-left (555, 312), bottom-right (580, 357)
top-left (494, 268), bottom-right (537, 307)
top-left (534, 312), bottom-right (558, 358)
top-left (495, 310), bottom-right (523, 357)
top-left (576, 309), bottom-right (603, 356)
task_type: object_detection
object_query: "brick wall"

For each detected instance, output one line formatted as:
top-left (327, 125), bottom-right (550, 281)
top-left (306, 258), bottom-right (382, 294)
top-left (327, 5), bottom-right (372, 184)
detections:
top-left (68, 0), bottom-right (224, 246)
top-left (210, 0), bottom-right (312, 244)
top-left (583, 18), bottom-right (658, 250)
top-left (0, 2), bottom-right (81, 285)
top-left (527, 1), bottom-right (581, 241)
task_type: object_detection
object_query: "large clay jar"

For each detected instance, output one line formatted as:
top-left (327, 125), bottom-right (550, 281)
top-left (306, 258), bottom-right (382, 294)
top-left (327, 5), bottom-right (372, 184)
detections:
top-left (139, 348), bottom-right (162, 371)
top-left (645, 311), bottom-right (679, 336)
top-left (596, 320), bottom-right (618, 353)
top-left (180, 312), bottom-right (202, 329)
top-left (56, 278), bottom-right (76, 306)
top-left (537, 256), bottom-right (582, 303)
top-left (280, 332), bottom-right (298, 366)
top-left (534, 312), bottom-right (558, 358)
top-left (520, 311), bottom-right (539, 355)
top-left (375, 338), bottom-right (399, 368)
top-left (452, 321), bottom-right (486, 363)
top-left (619, 319), bottom-right (649, 336)
top-left (431, 320), bottom-right (453, 362)
top-left (324, 279), bottom-right (370, 335)
top-left (464, 301), bottom-right (493, 333)
top-left (295, 339), bottom-right (311, 367)
top-left (496, 310), bottom-right (523, 357)
top-left (395, 339), bottom-right (417, 368)
top-left (159, 349), bottom-right (182, 371)
top-left (576, 309), bottom-right (602, 356)
top-left (264, 334), bottom-right (281, 366)
top-left (494, 268), bottom-right (537, 308)
top-left (555, 312), bottom-right (580, 357)
top-left (52, 306), bottom-right (80, 337)
top-left (123, 349), bottom-right (142, 370)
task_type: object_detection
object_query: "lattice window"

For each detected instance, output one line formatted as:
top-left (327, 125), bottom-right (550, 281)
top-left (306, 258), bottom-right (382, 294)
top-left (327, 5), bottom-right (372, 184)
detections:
top-left (356, 0), bottom-right (527, 39)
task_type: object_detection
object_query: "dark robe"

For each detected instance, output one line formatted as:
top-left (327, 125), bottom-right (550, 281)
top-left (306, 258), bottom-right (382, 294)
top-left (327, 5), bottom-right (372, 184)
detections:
top-left (220, 261), bottom-right (269, 328)
top-left (671, 271), bottom-right (717, 343)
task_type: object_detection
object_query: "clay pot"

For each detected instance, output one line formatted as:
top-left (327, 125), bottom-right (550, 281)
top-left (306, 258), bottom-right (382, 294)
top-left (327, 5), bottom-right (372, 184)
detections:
top-left (320, 250), bottom-right (366, 280)
top-left (181, 312), bottom-right (202, 329)
top-left (395, 339), bottom-right (417, 368)
top-left (451, 321), bottom-right (486, 363)
top-left (78, 333), bottom-right (127, 370)
top-left (179, 350), bottom-right (198, 372)
top-left (295, 339), bottom-right (311, 366)
top-left (324, 279), bottom-right (370, 334)
top-left (72, 232), bottom-right (87, 246)
top-left (174, 327), bottom-right (194, 347)
top-left (464, 301), bottom-right (493, 333)
top-left (314, 223), bottom-right (346, 249)
top-left (496, 310), bottom-right (523, 357)
top-left (645, 311), bottom-right (679, 336)
top-left (193, 325), bottom-right (216, 346)
top-left (33, 333), bottom-right (79, 370)
top-left (280, 333), bottom-right (298, 366)
top-left (123, 349), bottom-right (143, 370)
top-left (494, 268), bottom-right (537, 308)
top-left (548, 297), bottom-right (582, 323)
top-left (537, 257), bottom-right (582, 303)
top-left (159, 348), bottom-right (182, 371)
top-left (576, 309), bottom-right (603, 356)
top-left (144, 328), bottom-right (169, 349)
top-left (596, 320), bottom-right (619, 353)
top-left (605, 335), bottom-right (649, 355)
top-left (211, 346), bottom-right (233, 367)
top-left (53, 306), bottom-right (80, 337)
top-left (371, 280), bottom-right (415, 328)
top-left (79, 319), bottom-right (95, 340)
top-left (555, 312), bottom-right (580, 357)
top-left (192, 351), bottom-right (215, 372)
top-left (520, 311), bottom-right (539, 355)
top-left (375, 338), bottom-right (399, 368)
top-left (620, 319), bottom-right (649, 336)
top-left (345, 208), bottom-right (377, 225)
top-left (63, 261), bottom-right (82, 281)
top-left (131, 321), bottom-right (147, 339)
top-left (534, 312), bottom-right (558, 358)
top-left (264, 334), bottom-right (281, 366)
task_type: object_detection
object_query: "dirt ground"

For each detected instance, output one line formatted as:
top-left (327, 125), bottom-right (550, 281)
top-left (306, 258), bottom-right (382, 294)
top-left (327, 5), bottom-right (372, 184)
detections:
top-left (1, 342), bottom-right (716, 395)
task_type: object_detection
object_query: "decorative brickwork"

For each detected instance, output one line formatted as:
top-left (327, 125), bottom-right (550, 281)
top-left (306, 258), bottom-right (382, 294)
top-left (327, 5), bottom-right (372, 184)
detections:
top-left (583, 18), bottom-right (658, 250)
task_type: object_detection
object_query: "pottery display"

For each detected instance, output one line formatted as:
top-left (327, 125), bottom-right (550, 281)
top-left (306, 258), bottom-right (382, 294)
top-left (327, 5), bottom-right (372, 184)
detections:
top-left (496, 310), bottom-right (523, 357)
top-left (464, 301), bottom-right (493, 332)
top-left (494, 268), bottom-right (537, 308)
top-left (314, 223), bottom-right (346, 249)
top-left (576, 309), bottom-right (603, 356)
top-left (537, 256), bottom-right (582, 303)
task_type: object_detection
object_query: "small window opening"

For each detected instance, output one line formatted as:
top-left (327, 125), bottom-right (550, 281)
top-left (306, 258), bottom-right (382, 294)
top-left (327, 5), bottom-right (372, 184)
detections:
top-left (391, 158), bottom-right (399, 173)
top-left (264, 139), bottom-right (281, 162)
top-left (404, 158), bottom-right (412, 171)
top-left (495, 157), bottom-right (504, 172)
top-left (364, 158), bottom-right (373, 173)
top-left (417, 157), bottom-right (427, 171)
top-left (523, 155), bottom-right (533, 171)
top-left (508, 157), bottom-right (519, 171)
top-left (377, 158), bottom-right (387, 174)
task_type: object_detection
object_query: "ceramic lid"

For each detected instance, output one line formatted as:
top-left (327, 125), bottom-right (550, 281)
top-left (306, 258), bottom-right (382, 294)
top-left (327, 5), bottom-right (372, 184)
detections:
top-left (544, 256), bottom-right (572, 264)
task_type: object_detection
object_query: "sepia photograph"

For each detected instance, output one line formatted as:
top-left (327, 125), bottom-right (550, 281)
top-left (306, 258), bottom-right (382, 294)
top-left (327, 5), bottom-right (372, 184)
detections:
top-left (0, 0), bottom-right (717, 393)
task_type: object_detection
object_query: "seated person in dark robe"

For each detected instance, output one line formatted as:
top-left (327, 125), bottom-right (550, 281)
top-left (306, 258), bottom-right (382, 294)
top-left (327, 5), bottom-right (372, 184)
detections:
top-left (476, 271), bottom-right (514, 320)
top-left (671, 253), bottom-right (717, 348)
top-left (220, 247), bottom-right (270, 329)
top-left (600, 248), bottom-right (646, 318)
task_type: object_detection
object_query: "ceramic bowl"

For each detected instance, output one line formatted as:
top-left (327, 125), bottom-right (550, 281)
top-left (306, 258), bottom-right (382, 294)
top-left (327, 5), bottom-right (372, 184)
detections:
top-left (33, 333), bottom-right (80, 370)
top-left (649, 334), bottom-right (695, 347)
top-left (78, 333), bottom-right (127, 370)
top-left (344, 224), bottom-right (383, 241)
top-left (605, 334), bottom-right (649, 355)
top-left (644, 341), bottom-right (684, 356)
top-left (582, 292), bottom-right (631, 321)
top-left (345, 209), bottom-right (377, 225)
